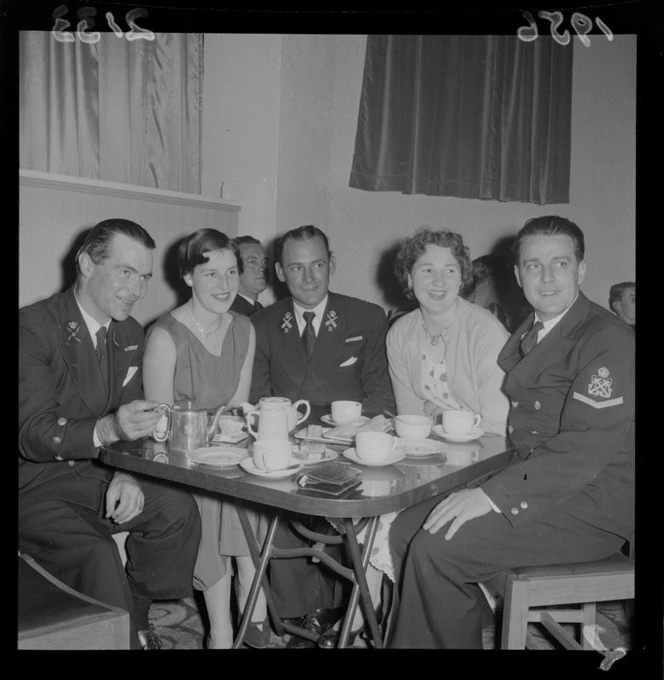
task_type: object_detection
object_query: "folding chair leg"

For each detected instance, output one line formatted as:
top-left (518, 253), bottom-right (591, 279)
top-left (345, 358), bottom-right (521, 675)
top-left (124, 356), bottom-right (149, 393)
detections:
top-left (582, 603), bottom-right (597, 650)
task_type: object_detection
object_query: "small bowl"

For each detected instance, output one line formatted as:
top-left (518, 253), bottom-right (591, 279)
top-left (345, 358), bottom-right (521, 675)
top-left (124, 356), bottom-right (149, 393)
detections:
top-left (394, 415), bottom-right (432, 439)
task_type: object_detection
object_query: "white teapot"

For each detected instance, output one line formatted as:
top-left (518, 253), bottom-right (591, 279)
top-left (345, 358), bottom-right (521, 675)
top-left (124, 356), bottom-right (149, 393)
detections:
top-left (243, 397), bottom-right (311, 440)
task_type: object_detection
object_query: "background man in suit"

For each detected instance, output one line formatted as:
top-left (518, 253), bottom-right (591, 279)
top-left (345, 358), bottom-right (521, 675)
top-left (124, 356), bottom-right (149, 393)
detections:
top-left (19, 219), bottom-right (201, 650)
top-left (388, 216), bottom-right (634, 648)
top-left (609, 281), bottom-right (635, 332)
top-left (230, 235), bottom-right (269, 316)
top-left (249, 224), bottom-right (395, 647)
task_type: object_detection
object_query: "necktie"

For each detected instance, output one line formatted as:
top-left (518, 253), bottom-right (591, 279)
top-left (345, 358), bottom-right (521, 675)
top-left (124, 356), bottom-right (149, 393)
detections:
top-left (96, 326), bottom-right (109, 386)
top-left (302, 311), bottom-right (316, 358)
top-left (254, 300), bottom-right (264, 311)
top-left (520, 320), bottom-right (544, 357)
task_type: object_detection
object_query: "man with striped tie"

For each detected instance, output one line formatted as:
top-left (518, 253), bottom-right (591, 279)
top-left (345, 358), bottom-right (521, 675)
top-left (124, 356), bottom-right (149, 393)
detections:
top-left (230, 235), bottom-right (269, 316)
top-left (388, 216), bottom-right (634, 648)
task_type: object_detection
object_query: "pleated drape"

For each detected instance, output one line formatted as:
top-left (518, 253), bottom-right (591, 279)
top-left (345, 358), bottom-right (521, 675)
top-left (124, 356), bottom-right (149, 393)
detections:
top-left (20, 31), bottom-right (203, 194)
top-left (350, 35), bottom-right (573, 205)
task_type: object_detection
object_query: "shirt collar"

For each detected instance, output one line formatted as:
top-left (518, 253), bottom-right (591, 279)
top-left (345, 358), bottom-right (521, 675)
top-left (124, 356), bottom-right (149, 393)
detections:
top-left (237, 292), bottom-right (257, 306)
top-left (74, 292), bottom-right (111, 346)
top-left (535, 292), bottom-right (579, 335)
top-left (292, 295), bottom-right (328, 325)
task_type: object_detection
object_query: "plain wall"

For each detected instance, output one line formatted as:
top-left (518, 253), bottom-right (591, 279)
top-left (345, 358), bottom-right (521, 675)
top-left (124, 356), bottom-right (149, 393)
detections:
top-left (201, 33), bottom-right (636, 312)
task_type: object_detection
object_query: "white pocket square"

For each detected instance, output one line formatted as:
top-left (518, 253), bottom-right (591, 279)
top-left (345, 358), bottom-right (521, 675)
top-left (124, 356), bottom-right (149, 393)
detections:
top-left (122, 366), bottom-right (138, 387)
top-left (124, 344), bottom-right (138, 352)
top-left (339, 356), bottom-right (357, 367)
top-left (345, 336), bottom-right (363, 343)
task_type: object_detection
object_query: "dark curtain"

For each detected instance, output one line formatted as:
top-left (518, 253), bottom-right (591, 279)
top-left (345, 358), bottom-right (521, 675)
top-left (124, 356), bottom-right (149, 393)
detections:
top-left (350, 35), bottom-right (573, 205)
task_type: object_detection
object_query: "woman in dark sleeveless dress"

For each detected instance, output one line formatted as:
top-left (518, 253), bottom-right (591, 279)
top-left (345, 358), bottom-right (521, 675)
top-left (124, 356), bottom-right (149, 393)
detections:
top-left (143, 229), bottom-right (269, 649)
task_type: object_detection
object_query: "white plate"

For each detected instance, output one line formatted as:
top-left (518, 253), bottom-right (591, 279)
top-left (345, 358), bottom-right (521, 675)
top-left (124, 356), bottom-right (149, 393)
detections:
top-left (294, 427), bottom-right (350, 444)
top-left (239, 457), bottom-right (303, 478)
top-left (432, 425), bottom-right (484, 442)
top-left (320, 414), bottom-right (370, 427)
top-left (342, 448), bottom-right (405, 467)
top-left (394, 437), bottom-right (448, 458)
top-left (187, 446), bottom-right (248, 467)
top-left (292, 446), bottom-right (339, 466)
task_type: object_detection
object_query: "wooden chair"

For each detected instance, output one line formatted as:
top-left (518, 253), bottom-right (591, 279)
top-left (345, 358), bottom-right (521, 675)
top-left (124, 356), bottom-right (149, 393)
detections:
top-left (496, 549), bottom-right (634, 650)
top-left (18, 553), bottom-right (130, 650)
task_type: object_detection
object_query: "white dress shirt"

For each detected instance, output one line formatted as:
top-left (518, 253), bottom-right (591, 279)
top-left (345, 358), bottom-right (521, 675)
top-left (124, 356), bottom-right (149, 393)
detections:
top-left (292, 295), bottom-right (328, 337)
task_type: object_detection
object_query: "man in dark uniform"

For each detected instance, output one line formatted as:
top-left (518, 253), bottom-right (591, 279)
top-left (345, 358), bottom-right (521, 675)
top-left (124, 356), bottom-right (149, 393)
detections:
top-left (388, 215), bottom-right (634, 648)
top-left (230, 235), bottom-right (269, 315)
top-left (250, 225), bottom-right (395, 647)
top-left (609, 281), bottom-right (635, 332)
top-left (19, 219), bottom-right (201, 649)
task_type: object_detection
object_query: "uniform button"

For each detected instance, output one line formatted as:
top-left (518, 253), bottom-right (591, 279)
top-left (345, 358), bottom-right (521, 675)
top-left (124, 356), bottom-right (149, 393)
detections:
top-left (520, 501), bottom-right (528, 509)
top-left (511, 400), bottom-right (518, 408)
top-left (531, 430), bottom-right (538, 435)
top-left (68, 460), bottom-right (75, 467)
top-left (57, 417), bottom-right (67, 426)
top-left (52, 436), bottom-right (61, 445)
top-left (511, 507), bottom-right (519, 515)
top-left (508, 425), bottom-right (514, 434)
top-left (534, 401), bottom-right (541, 410)
top-left (54, 455), bottom-right (64, 461)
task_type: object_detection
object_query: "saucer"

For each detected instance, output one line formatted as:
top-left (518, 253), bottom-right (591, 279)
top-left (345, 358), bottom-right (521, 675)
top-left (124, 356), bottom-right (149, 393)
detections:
top-left (187, 446), bottom-right (248, 467)
top-left (432, 425), bottom-right (484, 442)
top-left (394, 437), bottom-right (448, 458)
top-left (342, 448), bottom-right (405, 467)
top-left (239, 457), bottom-right (303, 478)
top-left (320, 414), bottom-right (369, 427)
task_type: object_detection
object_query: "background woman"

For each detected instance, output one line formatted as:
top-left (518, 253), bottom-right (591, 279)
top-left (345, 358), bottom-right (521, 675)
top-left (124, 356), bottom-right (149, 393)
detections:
top-left (143, 229), bottom-right (269, 649)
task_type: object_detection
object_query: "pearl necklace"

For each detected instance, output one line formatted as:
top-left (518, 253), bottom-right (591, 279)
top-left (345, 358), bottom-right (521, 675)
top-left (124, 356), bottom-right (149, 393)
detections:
top-left (189, 307), bottom-right (222, 339)
top-left (422, 320), bottom-right (447, 347)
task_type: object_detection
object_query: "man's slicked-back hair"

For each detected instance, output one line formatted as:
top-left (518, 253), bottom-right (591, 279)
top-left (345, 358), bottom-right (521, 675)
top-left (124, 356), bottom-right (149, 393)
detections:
top-left (75, 218), bottom-right (155, 276)
top-left (609, 281), bottom-right (635, 310)
top-left (273, 225), bottom-right (331, 265)
top-left (513, 215), bottom-right (585, 264)
top-left (177, 228), bottom-right (235, 279)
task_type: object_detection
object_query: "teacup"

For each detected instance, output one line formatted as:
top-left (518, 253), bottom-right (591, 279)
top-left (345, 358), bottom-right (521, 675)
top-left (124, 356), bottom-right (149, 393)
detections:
top-left (252, 439), bottom-right (293, 471)
top-left (441, 410), bottom-right (481, 436)
top-left (218, 415), bottom-right (245, 439)
top-left (355, 431), bottom-right (396, 464)
top-left (331, 400), bottom-right (363, 424)
top-left (394, 414), bottom-right (432, 439)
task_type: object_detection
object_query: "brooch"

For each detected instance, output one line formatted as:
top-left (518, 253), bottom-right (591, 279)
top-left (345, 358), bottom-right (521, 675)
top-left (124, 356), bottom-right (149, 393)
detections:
top-left (66, 321), bottom-right (81, 343)
top-left (281, 311), bottom-right (293, 334)
top-left (325, 310), bottom-right (338, 332)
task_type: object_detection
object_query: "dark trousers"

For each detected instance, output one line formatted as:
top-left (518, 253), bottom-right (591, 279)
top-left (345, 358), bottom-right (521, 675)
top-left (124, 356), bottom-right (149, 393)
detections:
top-left (18, 472), bottom-right (201, 647)
top-left (269, 514), bottom-right (348, 619)
top-left (388, 495), bottom-right (624, 649)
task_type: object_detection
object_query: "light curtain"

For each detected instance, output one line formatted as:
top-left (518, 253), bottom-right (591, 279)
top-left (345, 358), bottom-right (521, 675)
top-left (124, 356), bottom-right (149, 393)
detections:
top-left (20, 31), bottom-right (203, 193)
top-left (350, 35), bottom-right (573, 205)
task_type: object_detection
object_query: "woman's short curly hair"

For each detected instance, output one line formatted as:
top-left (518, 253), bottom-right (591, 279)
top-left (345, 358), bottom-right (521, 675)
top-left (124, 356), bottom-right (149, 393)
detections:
top-left (394, 227), bottom-right (473, 299)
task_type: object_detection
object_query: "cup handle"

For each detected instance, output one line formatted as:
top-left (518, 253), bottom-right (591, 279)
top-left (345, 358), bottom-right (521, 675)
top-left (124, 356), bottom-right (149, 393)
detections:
top-left (294, 399), bottom-right (311, 425)
top-left (246, 411), bottom-right (259, 439)
top-left (473, 414), bottom-right (482, 430)
top-left (152, 404), bottom-right (171, 442)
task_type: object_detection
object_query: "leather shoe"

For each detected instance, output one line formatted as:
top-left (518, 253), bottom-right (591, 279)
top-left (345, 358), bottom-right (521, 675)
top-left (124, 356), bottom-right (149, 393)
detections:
top-left (318, 606), bottom-right (384, 649)
top-left (286, 607), bottom-right (343, 649)
top-left (244, 618), bottom-right (271, 649)
top-left (138, 626), bottom-right (162, 650)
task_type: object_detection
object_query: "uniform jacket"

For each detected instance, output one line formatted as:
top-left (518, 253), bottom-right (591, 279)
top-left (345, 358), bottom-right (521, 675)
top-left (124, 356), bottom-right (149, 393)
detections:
top-left (230, 294), bottom-right (262, 317)
top-left (249, 292), bottom-right (395, 417)
top-left (483, 293), bottom-right (635, 540)
top-left (19, 288), bottom-right (145, 495)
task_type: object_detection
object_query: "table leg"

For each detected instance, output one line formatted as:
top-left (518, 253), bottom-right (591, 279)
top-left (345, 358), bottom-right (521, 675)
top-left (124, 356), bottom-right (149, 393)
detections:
top-left (338, 516), bottom-right (383, 648)
top-left (232, 504), bottom-right (284, 649)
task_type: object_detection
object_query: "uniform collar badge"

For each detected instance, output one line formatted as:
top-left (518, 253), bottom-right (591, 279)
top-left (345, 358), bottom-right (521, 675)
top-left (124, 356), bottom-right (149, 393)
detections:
top-left (325, 309), bottom-right (338, 332)
top-left (66, 320), bottom-right (81, 343)
top-left (281, 311), bottom-right (293, 334)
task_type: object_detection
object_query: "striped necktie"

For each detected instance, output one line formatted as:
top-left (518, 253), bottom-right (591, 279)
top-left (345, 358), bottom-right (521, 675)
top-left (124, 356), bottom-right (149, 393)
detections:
top-left (520, 320), bottom-right (544, 357)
